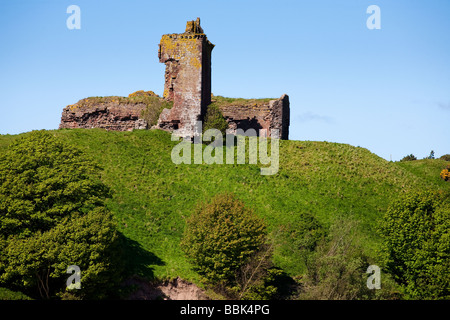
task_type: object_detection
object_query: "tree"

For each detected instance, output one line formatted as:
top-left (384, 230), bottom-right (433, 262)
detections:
top-left (423, 150), bottom-right (435, 160)
top-left (0, 131), bottom-right (122, 299)
top-left (298, 218), bottom-right (374, 300)
top-left (181, 193), bottom-right (267, 286)
top-left (400, 154), bottom-right (417, 162)
top-left (379, 190), bottom-right (450, 299)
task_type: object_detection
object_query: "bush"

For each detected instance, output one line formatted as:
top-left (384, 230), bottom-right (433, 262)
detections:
top-left (139, 96), bottom-right (173, 127)
top-left (440, 154), bottom-right (450, 161)
top-left (277, 212), bottom-right (325, 261)
top-left (0, 131), bottom-right (122, 299)
top-left (232, 243), bottom-right (278, 300)
top-left (202, 104), bottom-right (229, 137)
top-left (298, 218), bottom-right (374, 300)
top-left (441, 165), bottom-right (450, 181)
top-left (400, 154), bottom-right (417, 162)
top-left (379, 190), bottom-right (450, 299)
top-left (0, 287), bottom-right (32, 300)
top-left (129, 90), bottom-right (167, 126)
top-left (181, 193), bottom-right (267, 285)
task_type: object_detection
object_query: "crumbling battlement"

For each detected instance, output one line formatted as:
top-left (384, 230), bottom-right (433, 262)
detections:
top-left (59, 101), bottom-right (148, 131)
top-left (218, 94), bottom-right (290, 140)
top-left (156, 18), bottom-right (214, 138)
top-left (59, 18), bottom-right (290, 140)
top-left (59, 92), bottom-right (169, 131)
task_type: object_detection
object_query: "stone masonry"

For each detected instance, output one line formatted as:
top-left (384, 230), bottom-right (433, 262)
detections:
top-left (59, 98), bottom-right (148, 131)
top-left (219, 94), bottom-right (290, 140)
top-left (59, 18), bottom-right (290, 140)
top-left (156, 18), bottom-right (214, 138)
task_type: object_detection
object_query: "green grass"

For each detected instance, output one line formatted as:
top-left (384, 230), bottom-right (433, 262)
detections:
top-left (0, 287), bottom-right (32, 300)
top-left (1, 129), bottom-right (448, 286)
top-left (70, 94), bottom-right (168, 109)
top-left (396, 158), bottom-right (450, 188)
top-left (211, 95), bottom-right (275, 107)
top-left (0, 134), bottom-right (16, 150)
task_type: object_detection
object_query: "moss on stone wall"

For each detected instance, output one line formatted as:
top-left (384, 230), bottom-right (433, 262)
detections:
top-left (60, 91), bottom-right (174, 130)
top-left (160, 35), bottom-right (203, 64)
top-left (69, 92), bottom-right (171, 111)
top-left (210, 95), bottom-right (275, 108)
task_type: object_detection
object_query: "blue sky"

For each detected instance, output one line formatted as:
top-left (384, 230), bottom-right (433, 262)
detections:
top-left (0, 0), bottom-right (449, 161)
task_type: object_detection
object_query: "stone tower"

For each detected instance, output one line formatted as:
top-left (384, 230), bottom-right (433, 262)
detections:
top-left (157, 18), bottom-right (214, 138)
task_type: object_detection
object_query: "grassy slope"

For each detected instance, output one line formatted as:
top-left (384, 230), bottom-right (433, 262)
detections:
top-left (396, 158), bottom-right (450, 189)
top-left (1, 129), bottom-right (449, 286)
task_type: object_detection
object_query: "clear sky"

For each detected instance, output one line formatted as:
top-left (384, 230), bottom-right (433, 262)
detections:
top-left (0, 0), bottom-right (449, 161)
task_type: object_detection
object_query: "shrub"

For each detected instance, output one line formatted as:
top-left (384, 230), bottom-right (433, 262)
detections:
top-left (0, 131), bottom-right (122, 299)
top-left (298, 218), bottom-right (374, 300)
top-left (139, 97), bottom-right (173, 127)
top-left (440, 154), bottom-right (450, 161)
top-left (441, 165), bottom-right (450, 181)
top-left (126, 91), bottom-right (171, 127)
top-left (379, 190), bottom-right (450, 299)
top-left (181, 193), bottom-right (266, 285)
top-left (0, 287), bottom-right (32, 300)
top-left (202, 104), bottom-right (229, 137)
top-left (278, 212), bottom-right (325, 260)
top-left (232, 243), bottom-right (278, 300)
top-left (400, 154), bottom-right (417, 162)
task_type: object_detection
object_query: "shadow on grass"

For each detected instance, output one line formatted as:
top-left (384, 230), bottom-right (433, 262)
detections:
top-left (116, 232), bottom-right (168, 299)
top-left (118, 232), bottom-right (165, 280)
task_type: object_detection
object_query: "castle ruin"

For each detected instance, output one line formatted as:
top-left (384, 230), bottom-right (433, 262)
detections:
top-left (59, 18), bottom-right (290, 140)
top-left (156, 18), bottom-right (214, 138)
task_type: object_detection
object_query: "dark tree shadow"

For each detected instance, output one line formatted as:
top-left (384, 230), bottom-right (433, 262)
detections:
top-left (271, 268), bottom-right (300, 300)
top-left (116, 232), bottom-right (167, 299)
top-left (117, 232), bottom-right (165, 280)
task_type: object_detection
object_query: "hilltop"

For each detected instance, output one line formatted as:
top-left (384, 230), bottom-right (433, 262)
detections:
top-left (1, 129), bottom-right (448, 298)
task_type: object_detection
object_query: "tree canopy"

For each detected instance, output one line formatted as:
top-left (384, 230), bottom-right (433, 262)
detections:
top-left (181, 192), bottom-right (267, 284)
top-left (0, 131), bottom-right (122, 299)
top-left (379, 190), bottom-right (450, 299)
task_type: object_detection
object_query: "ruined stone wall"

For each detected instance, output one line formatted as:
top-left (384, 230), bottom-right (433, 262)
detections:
top-left (59, 99), bottom-right (148, 131)
top-left (219, 94), bottom-right (290, 140)
top-left (59, 94), bottom-right (290, 140)
top-left (156, 18), bottom-right (214, 138)
top-left (58, 18), bottom-right (291, 140)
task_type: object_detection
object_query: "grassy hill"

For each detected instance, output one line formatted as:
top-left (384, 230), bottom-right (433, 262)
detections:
top-left (1, 129), bottom-right (449, 296)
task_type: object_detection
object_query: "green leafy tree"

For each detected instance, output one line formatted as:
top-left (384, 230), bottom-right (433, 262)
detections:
top-left (276, 211), bottom-right (326, 266)
top-left (298, 218), bottom-right (374, 300)
top-left (379, 190), bottom-right (450, 299)
top-left (400, 154), bottom-right (417, 162)
top-left (181, 193), bottom-right (266, 285)
top-left (0, 131), bottom-right (122, 299)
